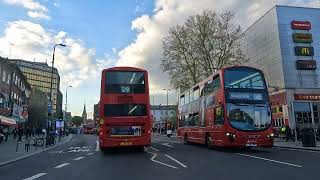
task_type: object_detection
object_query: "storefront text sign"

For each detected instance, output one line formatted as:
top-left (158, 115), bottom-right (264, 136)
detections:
top-left (296, 60), bottom-right (316, 70)
top-left (291, 21), bottom-right (311, 30)
top-left (294, 94), bottom-right (320, 101)
top-left (293, 33), bottom-right (313, 43)
top-left (294, 46), bottom-right (314, 56)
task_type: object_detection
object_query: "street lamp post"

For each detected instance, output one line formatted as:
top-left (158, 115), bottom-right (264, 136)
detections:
top-left (163, 88), bottom-right (171, 132)
top-left (65, 85), bottom-right (72, 124)
top-left (49, 43), bottom-right (66, 128)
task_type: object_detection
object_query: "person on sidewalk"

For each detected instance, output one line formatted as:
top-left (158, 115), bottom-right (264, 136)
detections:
top-left (17, 128), bottom-right (23, 143)
top-left (285, 125), bottom-right (293, 142)
top-left (12, 127), bottom-right (18, 140)
top-left (3, 126), bottom-right (8, 141)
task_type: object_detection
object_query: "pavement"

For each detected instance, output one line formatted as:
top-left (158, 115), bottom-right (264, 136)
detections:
top-left (0, 134), bottom-right (320, 180)
top-left (0, 134), bottom-right (72, 167)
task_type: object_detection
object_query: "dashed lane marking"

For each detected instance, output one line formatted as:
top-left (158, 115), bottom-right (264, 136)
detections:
top-left (161, 143), bottom-right (174, 147)
top-left (87, 152), bottom-right (94, 155)
top-left (54, 163), bottom-right (70, 169)
top-left (165, 154), bottom-right (188, 168)
top-left (95, 141), bottom-right (100, 151)
top-left (74, 157), bottom-right (84, 160)
top-left (236, 153), bottom-right (302, 168)
top-left (149, 147), bottom-right (160, 152)
top-left (23, 173), bottom-right (46, 180)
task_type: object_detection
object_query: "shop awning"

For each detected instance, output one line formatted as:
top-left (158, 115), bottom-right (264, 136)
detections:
top-left (0, 115), bottom-right (17, 126)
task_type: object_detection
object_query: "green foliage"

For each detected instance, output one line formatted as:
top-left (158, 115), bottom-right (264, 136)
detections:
top-left (71, 116), bottom-right (83, 126)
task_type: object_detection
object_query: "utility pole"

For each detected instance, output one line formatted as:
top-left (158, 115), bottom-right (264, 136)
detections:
top-left (163, 88), bottom-right (171, 131)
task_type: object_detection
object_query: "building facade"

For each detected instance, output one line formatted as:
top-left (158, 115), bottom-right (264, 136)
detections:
top-left (93, 103), bottom-right (99, 127)
top-left (0, 57), bottom-right (31, 127)
top-left (242, 5), bottom-right (320, 135)
top-left (151, 105), bottom-right (177, 130)
top-left (10, 59), bottom-right (61, 116)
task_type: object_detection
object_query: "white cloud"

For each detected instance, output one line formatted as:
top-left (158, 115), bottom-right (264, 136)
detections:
top-left (27, 11), bottom-right (51, 20)
top-left (116, 0), bottom-right (320, 105)
top-left (0, 20), bottom-right (110, 89)
top-left (3, 0), bottom-right (47, 11)
top-left (3, 0), bottom-right (50, 20)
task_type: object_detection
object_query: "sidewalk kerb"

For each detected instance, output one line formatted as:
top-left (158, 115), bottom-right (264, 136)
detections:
top-left (0, 135), bottom-right (72, 167)
top-left (273, 144), bottom-right (320, 152)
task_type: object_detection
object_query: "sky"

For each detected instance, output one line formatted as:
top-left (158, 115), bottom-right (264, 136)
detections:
top-left (0, 0), bottom-right (319, 118)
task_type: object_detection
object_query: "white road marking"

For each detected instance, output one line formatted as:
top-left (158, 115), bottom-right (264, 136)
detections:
top-left (23, 173), bottom-right (46, 180)
top-left (273, 147), bottom-right (320, 154)
top-left (87, 152), bottom-right (94, 155)
top-left (150, 153), bottom-right (178, 169)
top-left (236, 153), bottom-right (302, 168)
top-left (165, 154), bottom-right (188, 168)
top-left (161, 143), bottom-right (174, 147)
top-left (54, 163), bottom-right (70, 168)
top-left (95, 141), bottom-right (100, 151)
top-left (149, 147), bottom-right (160, 152)
top-left (74, 157), bottom-right (84, 161)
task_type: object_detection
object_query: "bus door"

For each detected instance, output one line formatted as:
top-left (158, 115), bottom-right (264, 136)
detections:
top-left (199, 97), bottom-right (206, 143)
top-left (212, 105), bottom-right (224, 143)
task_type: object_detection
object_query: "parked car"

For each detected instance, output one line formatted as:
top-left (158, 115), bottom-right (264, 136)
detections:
top-left (70, 128), bottom-right (78, 134)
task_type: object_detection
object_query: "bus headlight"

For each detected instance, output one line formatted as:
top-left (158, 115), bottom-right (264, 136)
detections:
top-left (267, 133), bottom-right (274, 139)
top-left (226, 132), bottom-right (236, 141)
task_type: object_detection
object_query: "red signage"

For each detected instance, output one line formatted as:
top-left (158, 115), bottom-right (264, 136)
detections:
top-left (291, 21), bottom-right (311, 30)
top-left (294, 94), bottom-right (320, 101)
top-left (270, 92), bottom-right (287, 105)
top-left (296, 60), bottom-right (316, 70)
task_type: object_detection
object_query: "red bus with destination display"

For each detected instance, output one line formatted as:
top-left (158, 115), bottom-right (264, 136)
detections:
top-left (99, 67), bottom-right (151, 151)
top-left (178, 66), bottom-right (274, 148)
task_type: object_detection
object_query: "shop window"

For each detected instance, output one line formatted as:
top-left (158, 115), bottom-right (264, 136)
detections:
top-left (279, 106), bottom-right (283, 113)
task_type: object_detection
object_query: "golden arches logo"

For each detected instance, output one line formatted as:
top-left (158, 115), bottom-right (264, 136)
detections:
top-left (301, 48), bottom-right (310, 55)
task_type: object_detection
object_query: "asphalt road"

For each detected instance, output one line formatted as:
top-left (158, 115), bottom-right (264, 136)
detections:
top-left (0, 134), bottom-right (319, 180)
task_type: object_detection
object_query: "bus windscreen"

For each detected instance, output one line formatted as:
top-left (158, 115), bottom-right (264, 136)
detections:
top-left (224, 68), bottom-right (266, 89)
top-left (105, 71), bottom-right (145, 94)
top-left (104, 104), bottom-right (147, 117)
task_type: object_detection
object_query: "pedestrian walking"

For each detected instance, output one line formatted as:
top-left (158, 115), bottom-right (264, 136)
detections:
top-left (12, 128), bottom-right (18, 140)
top-left (3, 126), bottom-right (8, 141)
top-left (285, 125), bottom-right (293, 142)
top-left (17, 128), bottom-right (23, 142)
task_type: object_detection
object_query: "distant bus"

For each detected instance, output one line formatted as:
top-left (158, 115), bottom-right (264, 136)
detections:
top-left (178, 66), bottom-right (274, 148)
top-left (99, 67), bottom-right (151, 151)
top-left (83, 124), bottom-right (94, 134)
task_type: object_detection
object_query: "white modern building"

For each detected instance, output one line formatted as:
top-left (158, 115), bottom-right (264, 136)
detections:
top-left (242, 5), bottom-right (320, 137)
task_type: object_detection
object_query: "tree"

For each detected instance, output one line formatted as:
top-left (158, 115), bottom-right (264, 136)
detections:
top-left (28, 88), bottom-right (48, 128)
top-left (161, 10), bottom-right (248, 91)
top-left (71, 116), bottom-right (83, 127)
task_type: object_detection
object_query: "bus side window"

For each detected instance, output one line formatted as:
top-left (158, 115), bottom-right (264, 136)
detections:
top-left (194, 113), bottom-right (199, 126)
top-left (212, 76), bottom-right (221, 92)
top-left (214, 106), bottom-right (224, 125)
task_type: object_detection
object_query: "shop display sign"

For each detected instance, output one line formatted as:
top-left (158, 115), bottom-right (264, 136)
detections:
top-left (296, 60), bottom-right (316, 70)
top-left (294, 46), bottom-right (314, 56)
top-left (291, 20), bottom-right (311, 30)
top-left (293, 33), bottom-right (313, 43)
top-left (294, 94), bottom-right (320, 101)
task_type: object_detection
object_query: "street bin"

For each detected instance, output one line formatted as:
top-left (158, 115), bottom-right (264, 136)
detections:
top-left (301, 128), bottom-right (316, 147)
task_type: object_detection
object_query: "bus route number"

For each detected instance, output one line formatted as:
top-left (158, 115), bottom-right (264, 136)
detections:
top-left (121, 86), bottom-right (130, 93)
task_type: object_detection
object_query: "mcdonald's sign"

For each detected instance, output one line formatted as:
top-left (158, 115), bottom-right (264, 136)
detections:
top-left (293, 33), bottom-right (313, 43)
top-left (291, 21), bottom-right (311, 30)
top-left (294, 46), bottom-right (314, 56)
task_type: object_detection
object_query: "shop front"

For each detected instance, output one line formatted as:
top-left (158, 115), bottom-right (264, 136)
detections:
top-left (292, 94), bottom-right (320, 140)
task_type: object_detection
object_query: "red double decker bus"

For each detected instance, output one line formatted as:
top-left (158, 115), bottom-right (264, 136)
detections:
top-left (178, 66), bottom-right (274, 148)
top-left (99, 67), bottom-right (151, 151)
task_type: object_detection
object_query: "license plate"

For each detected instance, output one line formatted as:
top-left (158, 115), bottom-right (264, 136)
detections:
top-left (120, 142), bottom-right (133, 146)
top-left (246, 144), bottom-right (257, 147)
